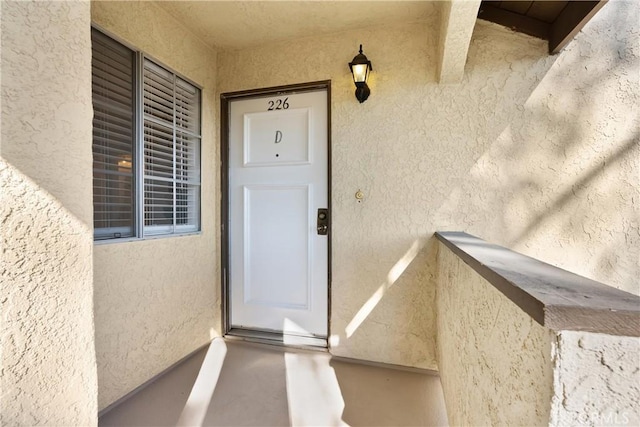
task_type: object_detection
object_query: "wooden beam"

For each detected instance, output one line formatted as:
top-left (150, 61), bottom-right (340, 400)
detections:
top-left (499, 1), bottom-right (534, 15)
top-left (437, 0), bottom-right (482, 84)
top-left (477, 3), bottom-right (550, 40)
top-left (527, 1), bottom-right (569, 24)
top-left (549, 0), bottom-right (608, 54)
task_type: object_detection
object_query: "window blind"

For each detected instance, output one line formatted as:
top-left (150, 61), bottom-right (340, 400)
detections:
top-left (91, 29), bottom-right (135, 239)
top-left (175, 78), bottom-right (201, 229)
top-left (91, 29), bottom-right (201, 241)
top-left (143, 59), bottom-right (201, 234)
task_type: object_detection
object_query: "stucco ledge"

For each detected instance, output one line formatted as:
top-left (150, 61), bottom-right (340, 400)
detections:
top-left (435, 231), bottom-right (640, 337)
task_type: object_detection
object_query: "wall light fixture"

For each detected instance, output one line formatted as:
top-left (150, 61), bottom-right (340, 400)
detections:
top-left (348, 44), bottom-right (372, 103)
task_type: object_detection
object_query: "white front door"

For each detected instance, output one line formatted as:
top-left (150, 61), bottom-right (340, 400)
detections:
top-left (228, 88), bottom-right (328, 340)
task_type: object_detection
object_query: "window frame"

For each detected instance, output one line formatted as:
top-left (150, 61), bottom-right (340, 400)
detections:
top-left (91, 25), bottom-right (203, 243)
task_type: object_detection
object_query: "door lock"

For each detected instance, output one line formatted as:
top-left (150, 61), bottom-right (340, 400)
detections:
top-left (317, 208), bottom-right (329, 235)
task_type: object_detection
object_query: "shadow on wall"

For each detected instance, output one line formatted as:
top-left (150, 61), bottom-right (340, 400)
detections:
top-left (0, 159), bottom-right (97, 425)
top-left (432, 4), bottom-right (639, 294)
top-left (509, 135), bottom-right (638, 245)
top-left (332, 21), bottom-right (559, 367)
top-left (338, 2), bottom-right (639, 366)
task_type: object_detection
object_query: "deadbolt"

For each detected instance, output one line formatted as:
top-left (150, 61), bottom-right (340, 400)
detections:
top-left (317, 208), bottom-right (329, 235)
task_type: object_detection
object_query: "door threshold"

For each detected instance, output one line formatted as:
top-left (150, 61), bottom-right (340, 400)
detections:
top-left (226, 328), bottom-right (328, 351)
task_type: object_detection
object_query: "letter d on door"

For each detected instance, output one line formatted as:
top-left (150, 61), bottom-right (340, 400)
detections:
top-left (274, 130), bottom-right (283, 144)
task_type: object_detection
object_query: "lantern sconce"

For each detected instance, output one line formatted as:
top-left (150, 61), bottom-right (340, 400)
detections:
top-left (348, 44), bottom-right (373, 103)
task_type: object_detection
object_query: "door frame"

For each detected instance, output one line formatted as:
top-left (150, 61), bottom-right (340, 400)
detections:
top-left (220, 80), bottom-right (332, 346)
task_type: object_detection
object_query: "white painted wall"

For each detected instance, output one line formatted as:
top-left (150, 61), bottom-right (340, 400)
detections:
top-left (437, 242), bottom-right (640, 426)
top-left (0, 1), bottom-right (98, 425)
top-left (218, 0), bottom-right (639, 370)
top-left (91, 1), bottom-right (219, 410)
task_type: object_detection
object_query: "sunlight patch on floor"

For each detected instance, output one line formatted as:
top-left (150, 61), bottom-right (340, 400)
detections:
top-left (284, 352), bottom-right (349, 426)
top-left (176, 338), bottom-right (227, 427)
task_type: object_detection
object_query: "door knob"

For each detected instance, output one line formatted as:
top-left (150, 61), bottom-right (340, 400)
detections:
top-left (317, 209), bottom-right (329, 235)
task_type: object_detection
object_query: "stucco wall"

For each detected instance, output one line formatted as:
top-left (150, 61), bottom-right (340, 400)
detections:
top-left (218, 0), bottom-right (639, 369)
top-left (551, 331), bottom-right (640, 426)
top-left (0, 1), bottom-right (98, 425)
top-left (436, 0), bottom-right (640, 296)
top-left (91, 1), bottom-right (219, 410)
top-left (436, 243), bottom-right (554, 425)
top-left (437, 242), bottom-right (640, 426)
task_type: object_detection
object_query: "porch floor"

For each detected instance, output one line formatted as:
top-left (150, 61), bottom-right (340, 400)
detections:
top-left (99, 339), bottom-right (448, 426)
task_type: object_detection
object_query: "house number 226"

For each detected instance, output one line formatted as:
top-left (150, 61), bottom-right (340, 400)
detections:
top-left (267, 97), bottom-right (289, 111)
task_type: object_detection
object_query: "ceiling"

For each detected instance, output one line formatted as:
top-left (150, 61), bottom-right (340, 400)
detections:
top-left (482, 1), bottom-right (570, 23)
top-left (154, 0), bottom-right (606, 56)
top-left (155, 1), bottom-right (438, 52)
top-left (478, 0), bottom-right (607, 53)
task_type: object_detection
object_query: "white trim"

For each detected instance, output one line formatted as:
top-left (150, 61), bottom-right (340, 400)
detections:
top-left (93, 230), bottom-right (202, 246)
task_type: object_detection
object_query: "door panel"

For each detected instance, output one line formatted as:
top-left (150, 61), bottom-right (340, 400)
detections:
top-left (243, 184), bottom-right (310, 309)
top-left (244, 108), bottom-right (311, 166)
top-left (228, 89), bottom-right (328, 338)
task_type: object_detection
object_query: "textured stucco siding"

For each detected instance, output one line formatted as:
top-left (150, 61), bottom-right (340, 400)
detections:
top-left (437, 242), bottom-right (640, 426)
top-left (218, 0), bottom-right (639, 370)
top-left (436, 243), bottom-right (554, 426)
top-left (437, 0), bottom-right (481, 83)
top-left (0, 1), bottom-right (98, 425)
top-left (452, 0), bottom-right (640, 297)
top-left (91, 1), bottom-right (219, 410)
top-left (550, 331), bottom-right (640, 426)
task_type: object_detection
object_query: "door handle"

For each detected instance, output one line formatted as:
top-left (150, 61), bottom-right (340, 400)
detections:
top-left (317, 208), bottom-right (329, 235)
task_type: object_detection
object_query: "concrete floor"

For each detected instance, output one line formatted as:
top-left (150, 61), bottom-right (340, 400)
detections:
top-left (99, 339), bottom-right (448, 426)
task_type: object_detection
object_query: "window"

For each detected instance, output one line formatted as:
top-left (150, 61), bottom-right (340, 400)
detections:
top-left (91, 29), bottom-right (201, 240)
top-left (92, 29), bottom-right (135, 239)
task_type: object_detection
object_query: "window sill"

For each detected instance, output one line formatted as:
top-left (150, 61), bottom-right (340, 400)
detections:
top-left (94, 230), bottom-right (202, 245)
